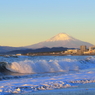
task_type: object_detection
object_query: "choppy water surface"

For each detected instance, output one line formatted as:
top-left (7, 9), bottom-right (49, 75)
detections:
top-left (0, 55), bottom-right (95, 94)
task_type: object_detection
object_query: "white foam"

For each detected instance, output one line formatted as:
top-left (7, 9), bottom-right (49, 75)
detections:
top-left (1, 56), bottom-right (95, 94)
top-left (5, 57), bottom-right (95, 74)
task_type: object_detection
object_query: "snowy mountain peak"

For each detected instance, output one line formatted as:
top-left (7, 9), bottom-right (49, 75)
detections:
top-left (46, 33), bottom-right (74, 42)
top-left (25, 33), bottom-right (93, 49)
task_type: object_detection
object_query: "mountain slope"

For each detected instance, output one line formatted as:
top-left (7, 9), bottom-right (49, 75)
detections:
top-left (0, 46), bottom-right (27, 53)
top-left (26, 33), bottom-right (93, 48)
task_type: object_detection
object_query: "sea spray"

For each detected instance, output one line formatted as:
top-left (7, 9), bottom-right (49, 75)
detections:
top-left (3, 56), bottom-right (95, 74)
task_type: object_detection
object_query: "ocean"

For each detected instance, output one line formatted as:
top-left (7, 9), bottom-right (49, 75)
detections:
top-left (0, 55), bottom-right (95, 94)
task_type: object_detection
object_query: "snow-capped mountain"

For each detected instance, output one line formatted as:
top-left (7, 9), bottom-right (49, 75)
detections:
top-left (26, 33), bottom-right (93, 48)
top-left (46, 33), bottom-right (76, 42)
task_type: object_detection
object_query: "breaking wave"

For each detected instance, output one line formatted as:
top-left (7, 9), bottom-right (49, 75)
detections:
top-left (0, 56), bottom-right (95, 74)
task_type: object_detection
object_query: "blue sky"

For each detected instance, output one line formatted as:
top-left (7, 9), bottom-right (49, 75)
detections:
top-left (0, 0), bottom-right (95, 47)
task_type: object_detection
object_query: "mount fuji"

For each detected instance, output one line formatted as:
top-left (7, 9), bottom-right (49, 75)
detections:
top-left (26, 33), bottom-right (93, 48)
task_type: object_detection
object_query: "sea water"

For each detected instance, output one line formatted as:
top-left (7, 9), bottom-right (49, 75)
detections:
top-left (0, 55), bottom-right (95, 94)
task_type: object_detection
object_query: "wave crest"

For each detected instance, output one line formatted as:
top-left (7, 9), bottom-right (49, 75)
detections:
top-left (1, 56), bottom-right (95, 74)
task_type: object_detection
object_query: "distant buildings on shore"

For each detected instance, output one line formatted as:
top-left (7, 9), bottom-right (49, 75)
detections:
top-left (26, 45), bottom-right (95, 56)
top-left (24, 45), bottom-right (95, 56)
top-left (2, 45), bottom-right (95, 56)
top-left (64, 45), bottom-right (95, 55)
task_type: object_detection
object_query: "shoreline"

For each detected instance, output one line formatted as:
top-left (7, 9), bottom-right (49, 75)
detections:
top-left (1, 53), bottom-right (95, 57)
